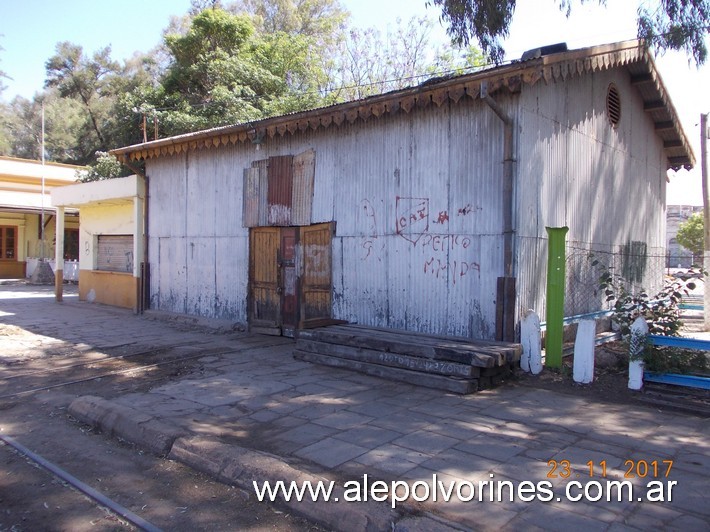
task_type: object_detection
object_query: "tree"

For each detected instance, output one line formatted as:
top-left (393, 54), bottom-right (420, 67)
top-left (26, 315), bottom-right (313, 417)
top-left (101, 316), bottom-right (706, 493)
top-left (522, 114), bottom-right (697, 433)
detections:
top-left (79, 151), bottom-right (125, 182)
top-left (4, 2), bottom-right (488, 157)
top-left (331, 16), bottom-right (487, 101)
top-left (227, 0), bottom-right (349, 44)
top-left (159, 9), bottom-right (281, 129)
top-left (226, 0), bottom-right (349, 101)
top-left (677, 212), bottom-right (704, 263)
top-left (0, 41), bottom-right (13, 155)
top-left (7, 92), bottom-right (89, 163)
top-left (427, 0), bottom-right (710, 65)
top-left (127, 7), bottom-right (330, 136)
top-left (45, 42), bottom-right (120, 148)
top-left (43, 43), bottom-right (161, 163)
top-left (0, 40), bottom-right (9, 93)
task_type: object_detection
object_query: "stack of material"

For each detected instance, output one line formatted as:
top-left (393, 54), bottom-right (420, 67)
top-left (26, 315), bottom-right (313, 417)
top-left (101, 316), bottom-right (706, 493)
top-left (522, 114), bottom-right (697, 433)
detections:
top-left (294, 324), bottom-right (522, 394)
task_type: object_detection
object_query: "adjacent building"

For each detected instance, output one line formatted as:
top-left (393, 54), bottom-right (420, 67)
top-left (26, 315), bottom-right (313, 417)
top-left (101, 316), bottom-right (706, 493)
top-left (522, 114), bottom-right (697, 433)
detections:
top-left (0, 156), bottom-right (83, 279)
top-left (52, 175), bottom-right (145, 311)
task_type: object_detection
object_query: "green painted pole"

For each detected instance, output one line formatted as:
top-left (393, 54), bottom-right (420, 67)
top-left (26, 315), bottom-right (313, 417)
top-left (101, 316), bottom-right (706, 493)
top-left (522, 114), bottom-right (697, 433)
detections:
top-left (545, 226), bottom-right (569, 368)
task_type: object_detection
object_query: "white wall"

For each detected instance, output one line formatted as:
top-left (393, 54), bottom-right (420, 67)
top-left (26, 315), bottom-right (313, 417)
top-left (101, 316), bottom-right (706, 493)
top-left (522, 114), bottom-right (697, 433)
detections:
top-left (79, 203), bottom-right (135, 271)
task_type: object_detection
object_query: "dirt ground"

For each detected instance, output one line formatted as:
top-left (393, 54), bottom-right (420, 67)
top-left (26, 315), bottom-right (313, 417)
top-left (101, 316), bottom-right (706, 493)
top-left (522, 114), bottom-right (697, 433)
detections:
top-left (1, 394), bottom-right (324, 531)
top-left (0, 320), bottom-right (323, 532)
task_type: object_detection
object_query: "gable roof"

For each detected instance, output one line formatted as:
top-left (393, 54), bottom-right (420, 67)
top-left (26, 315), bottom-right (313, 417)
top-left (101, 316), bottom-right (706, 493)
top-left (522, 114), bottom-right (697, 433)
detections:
top-left (111, 40), bottom-right (694, 170)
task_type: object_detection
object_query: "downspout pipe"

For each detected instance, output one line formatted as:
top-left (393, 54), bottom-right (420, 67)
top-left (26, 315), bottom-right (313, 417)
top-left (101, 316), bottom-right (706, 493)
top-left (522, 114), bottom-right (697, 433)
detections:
top-left (480, 81), bottom-right (515, 277)
top-left (481, 81), bottom-right (517, 341)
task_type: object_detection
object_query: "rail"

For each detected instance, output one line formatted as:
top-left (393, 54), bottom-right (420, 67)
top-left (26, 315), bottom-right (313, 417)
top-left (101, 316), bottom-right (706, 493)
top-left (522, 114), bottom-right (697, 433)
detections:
top-left (642, 334), bottom-right (710, 391)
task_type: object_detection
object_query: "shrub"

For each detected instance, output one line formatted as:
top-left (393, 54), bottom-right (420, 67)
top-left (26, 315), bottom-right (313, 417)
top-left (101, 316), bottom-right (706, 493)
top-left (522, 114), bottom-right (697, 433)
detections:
top-left (597, 263), bottom-right (708, 374)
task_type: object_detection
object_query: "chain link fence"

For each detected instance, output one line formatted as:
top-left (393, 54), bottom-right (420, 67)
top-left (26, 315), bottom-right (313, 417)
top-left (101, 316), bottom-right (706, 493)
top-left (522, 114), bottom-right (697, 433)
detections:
top-left (565, 242), bottom-right (669, 317)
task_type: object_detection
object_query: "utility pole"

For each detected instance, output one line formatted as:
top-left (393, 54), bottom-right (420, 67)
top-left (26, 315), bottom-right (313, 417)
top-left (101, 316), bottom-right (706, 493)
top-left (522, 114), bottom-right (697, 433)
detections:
top-left (40, 102), bottom-right (46, 260)
top-left (702, 113), bottom-right (709, 330)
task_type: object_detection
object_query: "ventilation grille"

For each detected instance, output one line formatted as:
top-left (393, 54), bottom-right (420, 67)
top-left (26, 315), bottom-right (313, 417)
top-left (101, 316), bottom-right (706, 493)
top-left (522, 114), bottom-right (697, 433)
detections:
top-left (606, 84), bottom-right (621, 127)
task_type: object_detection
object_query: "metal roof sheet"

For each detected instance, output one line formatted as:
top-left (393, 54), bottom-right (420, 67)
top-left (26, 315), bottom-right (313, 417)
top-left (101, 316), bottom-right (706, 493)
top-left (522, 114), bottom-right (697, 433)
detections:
top-left (111, 40), bottom-right (694, 170)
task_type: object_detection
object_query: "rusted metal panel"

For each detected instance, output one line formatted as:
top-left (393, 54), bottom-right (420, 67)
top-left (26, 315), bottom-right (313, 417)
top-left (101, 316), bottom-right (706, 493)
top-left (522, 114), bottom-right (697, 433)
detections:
top-left (267, 155), bottom-right (294, 225)
top-left (242, 167), bottom-right (260, 228)
top-left (292, 149), bottom-right (315, 226)
top-left (253, 158), bottom-right (269, 227)
top-left (148, 153), bottom-right (250, 320)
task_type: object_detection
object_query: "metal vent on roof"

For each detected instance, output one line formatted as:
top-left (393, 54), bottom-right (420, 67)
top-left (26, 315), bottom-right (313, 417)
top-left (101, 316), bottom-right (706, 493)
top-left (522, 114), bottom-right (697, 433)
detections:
top-left (606, 83), bottom-right (621, 127)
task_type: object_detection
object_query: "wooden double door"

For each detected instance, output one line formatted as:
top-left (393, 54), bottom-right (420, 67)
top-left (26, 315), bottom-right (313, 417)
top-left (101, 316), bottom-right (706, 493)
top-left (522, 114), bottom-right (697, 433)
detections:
top-left (248, 222), bottom-right (334, 336)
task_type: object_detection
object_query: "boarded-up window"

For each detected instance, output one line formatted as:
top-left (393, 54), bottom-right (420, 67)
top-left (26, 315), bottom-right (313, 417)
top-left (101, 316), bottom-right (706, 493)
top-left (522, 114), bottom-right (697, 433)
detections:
top-left (97, 235), bottom-right (134, 273)
top-left (243, 149), bottom-right (315, 227)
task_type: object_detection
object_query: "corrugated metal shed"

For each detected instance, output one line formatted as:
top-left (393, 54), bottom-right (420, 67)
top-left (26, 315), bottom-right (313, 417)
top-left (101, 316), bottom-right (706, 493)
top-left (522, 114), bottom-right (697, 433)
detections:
top-left (112, 39), bottom-right (687, 340)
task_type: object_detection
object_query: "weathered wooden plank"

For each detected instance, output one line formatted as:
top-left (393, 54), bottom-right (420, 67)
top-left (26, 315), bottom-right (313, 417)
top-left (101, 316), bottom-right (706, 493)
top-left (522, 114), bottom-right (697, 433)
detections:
top-left (296, 339), bottom-right (478, 378)
top-left (341, 324), bottom-right (522, 361)
top-left (316, 325), bottom-right (510, 355)
top-left (293, 351), bottom-right (478, 394)
top-left (299, 325), bottom-right (517, 366)
top-left (249, 325), bottom-right (282, 336)
top-left (297, 328), bottom-right (499, 367)
top-left (316, 327), bottom-right (507, 366)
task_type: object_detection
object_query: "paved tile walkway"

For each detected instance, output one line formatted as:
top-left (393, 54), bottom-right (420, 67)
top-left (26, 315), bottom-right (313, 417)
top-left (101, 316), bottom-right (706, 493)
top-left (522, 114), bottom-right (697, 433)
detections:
top-left (1, 283), bottom-right (709, 530)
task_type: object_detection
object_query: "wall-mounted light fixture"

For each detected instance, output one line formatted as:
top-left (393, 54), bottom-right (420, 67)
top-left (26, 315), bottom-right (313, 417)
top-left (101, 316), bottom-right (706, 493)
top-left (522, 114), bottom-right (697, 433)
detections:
top-left (248, 126), bottom-right (265, 151)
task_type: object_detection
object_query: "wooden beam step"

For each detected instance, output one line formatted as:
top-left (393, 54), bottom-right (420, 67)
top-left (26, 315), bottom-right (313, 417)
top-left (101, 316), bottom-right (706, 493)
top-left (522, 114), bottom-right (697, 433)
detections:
top-left (297, 328), bottom-right (502, 367)
top-left (333, 324), bottom-right (522, 362)
top-left (296, 339), bottom-right (479, 378)
top-left (293, 350), bottom-right (478, 395)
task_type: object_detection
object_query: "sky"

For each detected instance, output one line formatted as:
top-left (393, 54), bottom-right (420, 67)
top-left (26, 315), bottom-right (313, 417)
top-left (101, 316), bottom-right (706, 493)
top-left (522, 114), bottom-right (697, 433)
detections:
top-left (1, 0), bottom-right (707, 205)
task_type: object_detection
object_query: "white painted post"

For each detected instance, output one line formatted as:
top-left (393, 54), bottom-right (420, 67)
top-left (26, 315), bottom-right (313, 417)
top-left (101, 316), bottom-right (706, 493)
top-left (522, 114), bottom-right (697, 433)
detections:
top-left (628, 317), bottom-right (648, 390)
top-left (573, 319), bottom-right (595, 384)
top-left (521, 310), bottom-right (543, 375)
top-left (54, 206), bottom-right (64, 302)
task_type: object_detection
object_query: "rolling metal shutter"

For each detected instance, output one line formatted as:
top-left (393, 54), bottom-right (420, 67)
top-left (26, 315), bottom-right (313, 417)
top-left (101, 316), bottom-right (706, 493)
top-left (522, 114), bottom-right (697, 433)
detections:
top-left (97, 235), bottom-right (134, 273)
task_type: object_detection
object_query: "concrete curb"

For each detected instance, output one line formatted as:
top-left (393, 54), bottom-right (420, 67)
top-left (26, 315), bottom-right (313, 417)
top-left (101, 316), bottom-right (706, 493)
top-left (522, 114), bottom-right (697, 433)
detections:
top-left (68, 396), bottom-right (463, 532)
top-left (170, 435), bottom-right (399, 531)
top-left (68, 396), bottom-right (184, 456)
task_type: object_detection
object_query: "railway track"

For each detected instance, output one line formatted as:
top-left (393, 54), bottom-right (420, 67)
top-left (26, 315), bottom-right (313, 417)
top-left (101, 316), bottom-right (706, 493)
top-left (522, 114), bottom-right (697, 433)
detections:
top-left (0, 434), bottom-right (157, 531)
top-left (0, 334), bottom-right (291, 401)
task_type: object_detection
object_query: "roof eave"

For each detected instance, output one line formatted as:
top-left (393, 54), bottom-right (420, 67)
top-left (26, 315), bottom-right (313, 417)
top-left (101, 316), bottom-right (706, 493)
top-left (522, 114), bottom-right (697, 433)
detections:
top-left (111, 39), bottom-right (694, 170)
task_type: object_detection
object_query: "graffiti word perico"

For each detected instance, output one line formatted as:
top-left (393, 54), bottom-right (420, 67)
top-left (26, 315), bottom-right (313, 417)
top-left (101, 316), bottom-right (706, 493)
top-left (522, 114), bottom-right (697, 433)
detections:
top-left (420, 234), bottom-right (472, 252)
